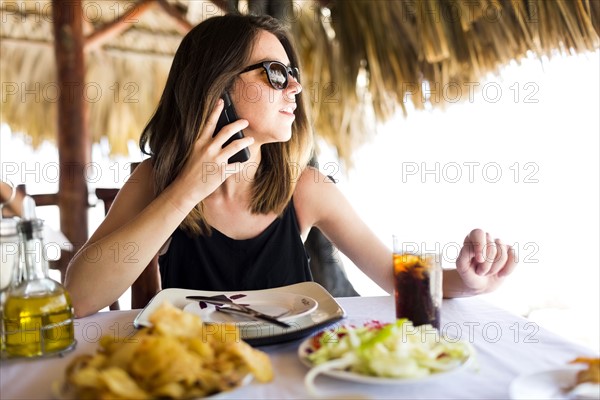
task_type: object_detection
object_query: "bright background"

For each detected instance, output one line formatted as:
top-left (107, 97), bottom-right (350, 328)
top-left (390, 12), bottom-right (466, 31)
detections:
top-left (325, 50), bottom-right (600, 353)
top-left (1, 50), bottom-right (598, 352)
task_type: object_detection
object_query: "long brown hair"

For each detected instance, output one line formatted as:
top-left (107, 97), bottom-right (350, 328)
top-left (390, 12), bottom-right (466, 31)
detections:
top-left (139, 15), bottom-right (313, 235)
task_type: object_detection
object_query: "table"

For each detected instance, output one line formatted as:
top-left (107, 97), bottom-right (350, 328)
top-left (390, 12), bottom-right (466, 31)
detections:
top-left (1, 296), bottom-right (597, 399)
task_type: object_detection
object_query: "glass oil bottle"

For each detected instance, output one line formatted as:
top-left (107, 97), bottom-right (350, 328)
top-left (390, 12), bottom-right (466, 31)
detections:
top-left (2, 196), bottom-right (75, 358)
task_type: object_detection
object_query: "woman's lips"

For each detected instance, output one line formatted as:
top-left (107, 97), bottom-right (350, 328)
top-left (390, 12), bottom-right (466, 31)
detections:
top-left (279, 104), bottom-right (296, 116)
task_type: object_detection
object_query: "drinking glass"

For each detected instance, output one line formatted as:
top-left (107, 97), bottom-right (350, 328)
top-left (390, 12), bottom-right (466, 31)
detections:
top-left (392, 237), bottom-right (443, 330)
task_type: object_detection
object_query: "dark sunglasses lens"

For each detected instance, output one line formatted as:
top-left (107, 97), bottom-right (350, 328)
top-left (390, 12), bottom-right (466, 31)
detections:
top-left (291, 68), bottom-right (300, 81)
top-left (267, 63), bottom-right (288, 89)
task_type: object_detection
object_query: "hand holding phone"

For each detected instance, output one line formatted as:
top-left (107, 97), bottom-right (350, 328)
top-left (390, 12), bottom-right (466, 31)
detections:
top-left (213, 92), bottom-right (251, 164)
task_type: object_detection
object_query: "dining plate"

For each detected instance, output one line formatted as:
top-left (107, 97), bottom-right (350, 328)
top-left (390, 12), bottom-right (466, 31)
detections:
top-left (134, 282), bottom-right (346, 346)
top-left (509, 366), bottom-right (599, 400)
top-left (297, 335), bottom-right (473, 385)
top-left (182, 292), bottom-right (318, 324)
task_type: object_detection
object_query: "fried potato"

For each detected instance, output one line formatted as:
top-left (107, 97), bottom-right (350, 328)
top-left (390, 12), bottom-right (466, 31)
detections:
top-left (229, 338), bottom-right (274, 382)
top-left (571, 357), bottom-right (600, 384)
top-left (56, 302), bottom-right (273, 399)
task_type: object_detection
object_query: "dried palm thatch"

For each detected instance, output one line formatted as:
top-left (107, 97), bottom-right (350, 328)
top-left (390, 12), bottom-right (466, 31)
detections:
top-left (295, 0), bottom-right (599, 161)
top-left (1, 0), bottom-right (599, 162)
top-left (1, 0), bottom-right (196, 154)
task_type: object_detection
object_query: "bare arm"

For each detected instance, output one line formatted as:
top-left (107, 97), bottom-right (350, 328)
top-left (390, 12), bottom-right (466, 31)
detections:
top-left (66, 101), bottom-right (254, 317)
top-left (65, 160), bottom-right (195, 316)
top-left (294, 168), bottom-right (394, 294)
top-left (294, 168), bottom-right (518, 298)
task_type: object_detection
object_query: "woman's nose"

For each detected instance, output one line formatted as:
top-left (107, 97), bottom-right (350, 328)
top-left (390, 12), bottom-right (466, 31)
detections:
top-left (286, 77), bottom-right (302, 96)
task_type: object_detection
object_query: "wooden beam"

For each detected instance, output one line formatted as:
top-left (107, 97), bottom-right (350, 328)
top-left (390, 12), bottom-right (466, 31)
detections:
top-left (84, 0), bottom-right (156, 52)
top-left (268, 0), bottom-right (292, 20)
top-left (209, 0), bottom-right (230, 13)
top-left (15, 185), bottom-right (57, 208)
top-left (30, 193), bottom-right (59, 207)
top-left (52, 0), bottom-right (89, 253)
top-left (248, 0), bottom-right (267, 15)
top-left (156, 0), bottom-right (193, 34)
top-left (0, 36), bottom-right (177, 60)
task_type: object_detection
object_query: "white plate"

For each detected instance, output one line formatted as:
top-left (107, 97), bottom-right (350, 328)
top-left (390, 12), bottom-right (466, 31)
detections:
top-left (134, 282), bottom-right (346, 346)
top-left (182, 292), bottom-right (318, 324)
top-left (298, 335), bottom-right (472, 385)
top-left (510, 366), bottom-right (599, 400)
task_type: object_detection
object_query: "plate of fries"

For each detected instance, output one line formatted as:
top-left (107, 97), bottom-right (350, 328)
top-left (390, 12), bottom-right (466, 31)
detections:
top-left (54, 303), bottom-right (272, 399)
top-left (135, 282), bottom-right (346, 346)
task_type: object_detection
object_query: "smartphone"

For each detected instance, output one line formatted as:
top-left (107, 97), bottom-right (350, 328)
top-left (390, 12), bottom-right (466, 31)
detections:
top-left (213, 92), bottom-right (251, 164)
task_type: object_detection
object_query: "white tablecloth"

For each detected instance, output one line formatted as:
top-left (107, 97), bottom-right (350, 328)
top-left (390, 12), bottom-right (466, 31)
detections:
top-left (1, 296), bottom-right (596, 399)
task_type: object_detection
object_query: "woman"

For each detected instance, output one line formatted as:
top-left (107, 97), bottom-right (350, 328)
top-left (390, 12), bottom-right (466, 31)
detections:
top-left (65, 15), bottom-right (517, 317)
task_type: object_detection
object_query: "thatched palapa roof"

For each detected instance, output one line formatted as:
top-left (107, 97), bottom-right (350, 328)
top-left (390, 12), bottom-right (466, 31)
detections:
top-left (1, 0), bottom-right (599, 161)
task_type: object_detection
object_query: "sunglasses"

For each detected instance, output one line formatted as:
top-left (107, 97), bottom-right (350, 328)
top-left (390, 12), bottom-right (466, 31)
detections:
top-left (239, 61), bottom-right (300, 90)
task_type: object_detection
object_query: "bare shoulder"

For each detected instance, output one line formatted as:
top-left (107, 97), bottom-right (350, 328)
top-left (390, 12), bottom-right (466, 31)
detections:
top-left (293, 167), bottom-right (345, 232)
top-left (295, 167), bottom-right (337, 201)
top-left (297, 166), bottom-right (337, 189)
top-left (114, 159), bottom-right (154, 201)
top-left (129, 159), bottom-right (153, 180)
top-left (116, 159), bottom-right (155, 205)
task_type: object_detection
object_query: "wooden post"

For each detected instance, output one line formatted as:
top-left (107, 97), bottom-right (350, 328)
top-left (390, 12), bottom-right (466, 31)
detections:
top-left (52, 0), bottom-right (89, 273)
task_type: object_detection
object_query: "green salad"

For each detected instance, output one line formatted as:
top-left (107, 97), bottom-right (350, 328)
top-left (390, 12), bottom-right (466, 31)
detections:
top-left (304, 319), bottom-right (474, 392)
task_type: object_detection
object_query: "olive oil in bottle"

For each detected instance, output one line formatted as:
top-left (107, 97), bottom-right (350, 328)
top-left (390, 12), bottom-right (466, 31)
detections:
top-left (0, 215), bottom-right (21, 355)
top-left (2, 197), bottom-right (75, 358)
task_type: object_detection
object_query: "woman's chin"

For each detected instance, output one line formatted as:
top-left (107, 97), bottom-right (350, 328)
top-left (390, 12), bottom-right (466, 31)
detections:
top-left (270, 132), bottom-right (293, 143)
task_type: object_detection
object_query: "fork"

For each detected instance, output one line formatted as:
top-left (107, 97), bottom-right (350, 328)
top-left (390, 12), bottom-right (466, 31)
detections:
top-left (185, 295), bottom-right (292, 328)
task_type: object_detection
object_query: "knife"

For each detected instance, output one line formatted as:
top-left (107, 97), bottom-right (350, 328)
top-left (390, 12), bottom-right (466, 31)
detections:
top-left (186, 295), bottom-right (239, 305)
top-left (215, 307), bottom-right (292, 328)
top-left (185, 295), bottom-right (292, 328)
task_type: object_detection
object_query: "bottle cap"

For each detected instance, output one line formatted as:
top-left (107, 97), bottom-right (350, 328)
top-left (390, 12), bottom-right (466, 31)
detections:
top-left (17, 195), bottom-right (42, 240)
top-left (22, 195), bottom-right (37, 220)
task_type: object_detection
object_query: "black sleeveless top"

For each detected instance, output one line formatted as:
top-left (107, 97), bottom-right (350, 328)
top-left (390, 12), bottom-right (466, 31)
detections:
top-left (158, 200), bottom-right (313, 291)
